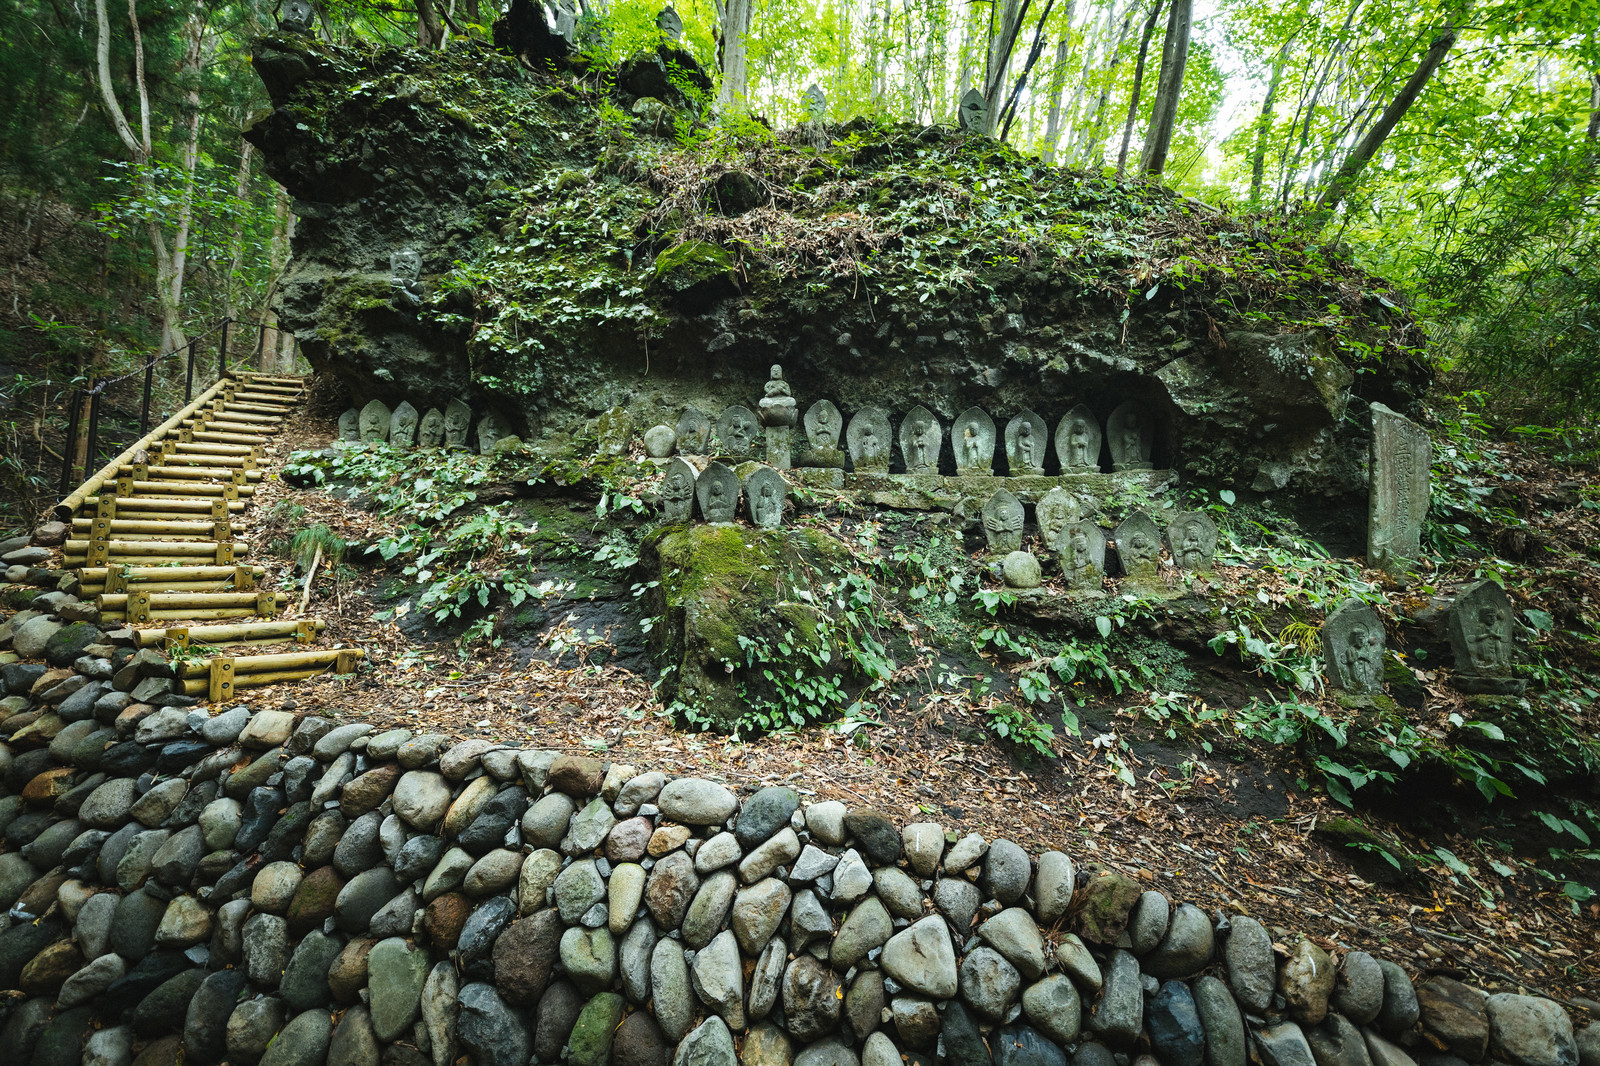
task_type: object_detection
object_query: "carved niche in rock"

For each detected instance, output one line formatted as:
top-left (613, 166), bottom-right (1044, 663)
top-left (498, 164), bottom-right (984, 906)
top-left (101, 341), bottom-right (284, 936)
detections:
top-left (801, 400), bottom-right (845, 468)
top-left (744, 466), bottom-right (787, 529)
top-left (660, 458), bottom-right (697, 523)
top-left (1036, 488), bottom-right (1083, 554)
top-left (952, 407), bottom-right (996, 476)
top-left (477, 410), bottom-right (516, 453)
top-left (697, 461), bottom-right (740, 523)
top-left (390, 249), bottom-right (424, 308)
top-left (847, 407), bottom-right (892, 472)
top-left (899, 406), bottom-right (942, 474)
top-left (389, 402), bottom-right (419, 448)
top-left (1448, 580), bottom-right (1525, 694)
top-left (1063, 521), bottom-right (1107, 592)
top-left (1166, 511), bottom-right (1217, 573)
top-left (1005, 409), bottom-right (1049, 476)
top-left (715, 405), bottom-right (760, 458)
top-left (675, 407), bottom-right (711, 454)
top-left (1055, 405), bottom-right (1102, 472)
top-left (1323, 599), bottom-right (1385, 696)
top-left (1107, 402), bottom-right (1155, 472)
top-left (1368, 403), bottom-right (1430, 576)
top-left (982, 489), bottom-right (1025, 554)
top-left (358, 400), bottom-right (392, 443)
top-left (418, 408), bottom-right (445, 448)
top-left (443, 400), bottom-right (472, 449)
top-left (1114, 511), bottom-right (1162, 583)
top-left (338, 409), bottom-right (360, 442)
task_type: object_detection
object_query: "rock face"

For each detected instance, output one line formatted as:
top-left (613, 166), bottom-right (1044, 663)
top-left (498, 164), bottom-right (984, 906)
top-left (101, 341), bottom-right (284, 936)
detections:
top-left (243, 30), bottom-right (1424, 526)
top-left (0, 683), bottom-right (1561, 1066)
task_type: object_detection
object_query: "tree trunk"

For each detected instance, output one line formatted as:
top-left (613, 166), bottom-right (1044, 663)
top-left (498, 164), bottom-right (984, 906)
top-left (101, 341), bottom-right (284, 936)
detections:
top-left (717, 0), bottom-right (753, 107)
top-left (1116, 0), bottom-right (1165, 177)
top-left (225, 139), bottom-right (254, 321)
top-left (984, 0), bottom-right (1029, 133)
top-left (1313, 18), bottom-right (1460, 218)
top-left (1587, 72), bottom-right (1599, 142)
top-left (1280, 0), bottom-right (1365, 207)
top-left (997, 0), bottom-right (1059, 139)
top-left (1074, 0), bottom-right (1136, 166)
top-left (415, 0), bottom-right (445, 48)
top-left (1248, 38), bottom-right (1292, 207)
top-left (1040, 30), bottom-right (1073, 163)
top-left (1140, 0), bottom-right (1192, 175)
top-left (165, 2), bottom-right (209, 351)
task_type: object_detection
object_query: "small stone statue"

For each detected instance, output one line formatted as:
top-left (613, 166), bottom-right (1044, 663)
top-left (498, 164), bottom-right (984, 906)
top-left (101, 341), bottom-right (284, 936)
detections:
top-left (1114, 511), bottom-right (1162, 584)
top-left (1055, 406), bottom-right (1101, 471)
top-left (279, 0), bottom-right (314, 32)
top-left (952, 407), bottom-right (996, 476)
top-left (643, 425), bottom-right (677, 458)
top-left (443, 399), bottom-right (472, 450)
top-left (803, 84), bottom-right (827, 121)
top-left (418, 408), bottom-right (446, 448)
top-left (358, 399), bottom-right (392, 443)
top-left (660, 458), bottom-right (697, 522)
top-left (715, 405), bottom-right (760, 458)
top-left (981, 489), bottom-right (1025, 554)
top-left (1107, 401), bottom-right (1155, 472)
top-left (477, 410), bottom-right (515, 454)
top-left (338, 408), bottom-right (360, 442)
top-left (390, 249), bottom-right (424, 308)
top-left (1036, 488), bottom-right (1082, 554)
top-left (1166, 511), bottom-right (1218, 573)
top-left (1063, 521), bottom-right (1107, 592)
top-left (759, 365), bottom-right (799, 470)
top-left (656, 5), bottom-right (684, 41)
top-left (744, 466), bottom-right (787, 529)
top-left (1448, 580), bottom-right (1526, 694)
top-left (801, 400), bottom-right (845, 468)
top-left (899, 407), bottom-right (942, 475)
top-left (846, 408), bottom-right (892, 472)
top-left (1323, 599), bottom-right (1385, 696)
top-left (389, 401), bottom-right (419, 449)
top-left (958, 88), bottom-right (988, 134)
top-left (1005, 410), bottom-right (1048, 476)
top-left (675, 407), bottom-right (711, 454)
top-left (697, 462), bottom-right (740, 523)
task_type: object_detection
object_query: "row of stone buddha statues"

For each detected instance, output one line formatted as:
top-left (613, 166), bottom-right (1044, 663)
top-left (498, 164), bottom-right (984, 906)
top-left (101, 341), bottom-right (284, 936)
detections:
top-left (338, 398), bottom-right (518, 453)
top-left (647, 366), bottom-right (1159, 475)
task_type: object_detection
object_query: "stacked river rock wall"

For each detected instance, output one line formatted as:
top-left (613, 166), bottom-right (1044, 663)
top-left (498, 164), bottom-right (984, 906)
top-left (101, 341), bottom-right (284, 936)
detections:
top-left (1, 632), bottom-right (1598, 1066)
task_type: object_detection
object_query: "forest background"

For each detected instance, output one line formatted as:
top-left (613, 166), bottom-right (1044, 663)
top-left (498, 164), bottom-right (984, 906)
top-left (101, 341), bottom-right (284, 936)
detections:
top-left (1, 0), bottom-right (1596, 530)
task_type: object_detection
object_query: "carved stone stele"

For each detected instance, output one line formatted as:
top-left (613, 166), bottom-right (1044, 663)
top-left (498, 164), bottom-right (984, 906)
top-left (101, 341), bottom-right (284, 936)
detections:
top-left (696, 462), bottom-right (740, 523)
top-left (1323, 599), bottom-right (1385, 696)
top-left (1166, 511), bottom-right (1217, 573)
top-left (846, 408), bottom-right (892, 472)
top-left (1367, 402), bottom-right (1430, 575)
top-left (1054, 405), bottom-right (1102, 471)
top-left (952, 407), bottom-right (996, 476)
top-left (358, 400), bottom-right (391, 443)
top-left (1114, 511), bottom-right (1162, 583)
top-left (981, 489), bottom-right (1025, 554)
top-left (660, 458), bottom-right (697, 522)
top-left (744, 466), bottom-right (787, 529)
top-left (899, 406), bottom-right (942, 474)
top-left (1005, 409), bottom-right (1048, 476)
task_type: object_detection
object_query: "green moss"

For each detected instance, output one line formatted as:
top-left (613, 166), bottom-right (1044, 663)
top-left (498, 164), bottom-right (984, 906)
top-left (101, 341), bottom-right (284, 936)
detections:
top-left (651, 239), bottom-right (733, 289)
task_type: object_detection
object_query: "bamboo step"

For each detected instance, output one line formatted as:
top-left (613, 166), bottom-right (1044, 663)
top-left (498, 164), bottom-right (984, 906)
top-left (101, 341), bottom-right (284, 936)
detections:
top-left (222, 402), bottom-right (293, 416)
top-left (185, 419), bottom-right (277, 436)
top-left (229, 392), bottom-right (297, 405)
top-left (167, 442), bottom-right (261, 458)
top-left (188, 429), bottom-right (271, 446)
top-left (84, 496), bottom-right (246, 514)
top-left (71, 518), bottom-right (238, 539)
top-left (156, 452), bottom-right (259, 470)
top-left (209, 409), bottom-right (283, 425)
top-left (117, 480), bottom-right (256, 498)
top-left (77, 564), bottom-right (265, 596)
top-left (135, 619), bottom-right (326, 648)
top-left (120, 464), bottom-right (261, 481)
top-left (63, 539), bottom-right (251, 566)
top-left (178, 647), bottom-right (364, 699)
top-left (99, 590), bottom-right (283, 612)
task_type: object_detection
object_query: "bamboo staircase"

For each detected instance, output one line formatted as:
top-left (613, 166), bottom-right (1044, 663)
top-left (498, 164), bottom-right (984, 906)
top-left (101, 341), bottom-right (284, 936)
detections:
top-left (54, 371), bottom-right (364, 702)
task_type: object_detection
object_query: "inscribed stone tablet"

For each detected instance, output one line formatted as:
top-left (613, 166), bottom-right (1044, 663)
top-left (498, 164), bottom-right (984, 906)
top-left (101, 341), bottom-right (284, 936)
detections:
top-left (804, 401), bottom-right (843, 451)
top-left (1036, 488), bottom-right (1083, 554)
top-left (1063, 521), bottom-right (1107, 592)
top-left (418, 408), bottom-right (445, 448)
top-left (715, 405), bottom-right (760, 458)
top-left (338, 409), bottom-right (360, 442)
top-left (389, 402), bottom-right (419, 448)
top-left (477, 410), bottom-right (514, 454)
top-left (1323, 599), bottom-right (1384, 696)
top-left (1367, 402), bottom-right (1430, 575)
top-left (1114, 511), bottom-right (1162, 582)
top-left (444, 400), bottom-right (472, 449)
top-left (1447, 580), bottom-right (1523, 693)
top-left (675, 407), bottom-right (711, 454)
top-left (1054, 405), bottom-right (1102, 471)
top-left (358, 400), bottom-right (391, 443)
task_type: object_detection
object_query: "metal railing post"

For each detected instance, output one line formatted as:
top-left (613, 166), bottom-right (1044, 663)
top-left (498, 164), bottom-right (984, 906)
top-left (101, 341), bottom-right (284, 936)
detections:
top-left (59, 387), bottom-right (83, 496)
top-left (218, 329), bottom-right (226, 383)
top-left (185, 341), bottom-right (196, 403)
top-left (140, 359), bottom-right (154, 436)
top-left (84, 383), bottom-right (102, 479)
top-left (221, 318), bottom-right (231, 374)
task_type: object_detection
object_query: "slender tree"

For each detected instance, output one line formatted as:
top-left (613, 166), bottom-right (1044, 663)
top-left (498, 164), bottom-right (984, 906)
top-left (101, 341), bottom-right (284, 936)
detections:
top-left (1115, 0), bottom-right (1165, 177)
top-left (1139, 0), bottom-right (1192, 175)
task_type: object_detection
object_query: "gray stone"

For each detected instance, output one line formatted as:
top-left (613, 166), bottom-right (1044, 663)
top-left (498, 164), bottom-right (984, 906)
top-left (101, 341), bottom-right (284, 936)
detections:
top-left (254, 860), bottom-right (305, 912)
top-left (1034, 850), bottom-right (1075, 925)
top-left (961, 945), bottom-right (1022, 1020)
top-left (615, 771), bottom-right (667, 816)
top-left (794, 1039), bottom-right (859, 1066)
top-left (457, 983), bottom-right (530, 1065)
top-left (564, 797), bottom-right (617, 854)
top-left (463, 848), bottom-right (523, 896)
top-left (618, 915), bottom-right (657, 1004)
top-left (1193, 975), bottom-right (1246, 1066)
top-left (739, 826), bottom-right (801, 883)
top-left (59, 952), bottom-right (126, 1009)
top-left (1021, 975), bottom-right (1081, 1046)
top-left (1224, 915), bottom-right (1275, 1012)
top-left (560, 925), bottom-right (618, 994)
top-left (327, 1004), bottom-right (379, 1066)
top-left (674, 1016), bottom-right (736, 1066)
top-left (804, 801), bottom-right (846, 845)
top-left (831, 895), bottom-right (891, 969)
top-left (744, 1022), bottom-right (794, 1066)
top-left (1128, 890), bottom-right (1170, 954)
top-left (338, 867), bottom-right (400, 932)
top-left (1487, 995), bottom-right (1577, 1066)
top-left (392, 771), bottom-right (451, 830)
top-left (1376, 959), bottom-right (1419, 1035)
top-left (1088, 949), bottom-right (1142, 1046)
top-left (944, 833), bottom-right (988, 873)
top-left (784, 954), bottom-right (842, 1042)
top-left (1333, 951), bottom-right (1385, 1025)
top-left (738, 786), bottom-right (801, 847)
top-left (422, 962), bottom-right (458, 1066)
top-left (1148, 979), bottom-right (1207, 1066)
top-left (652, 939), bottom-right (694, 1043)
top-left (979, 906), bottom-right (1047, 979)
top-left (521, 793), bottom-right (576, 849)
top-left (227, 997), bottom-right (286, 1063)
top-left (155, 894), bottom-right (213, 948)
top-left (881, 914), bottom-right (958, 999)
top-left (984, 838), bottom-right (1031, 905)
top-left (1323, 600), bottom-right (1386, 695)
top-left (83, 1026), bottom-right (133, 1066)
top-left (517, 848), bottom-right (562, 914)
top-left (1363, 1031), bottom-right (1417, 1066)
top-left (280, 930), bottom-right (343, 1013)
top-left (690, 928), bottom-right (745, 1028)
top-left (1257, 1024), bottom-right (1319, 1066)
top-left (1145, 902), bottom-right (1214, 979)
top-left (935, 877), bottom-right (981, 933)
top-left (749, 939), bottom-right (786, 1022)
top-left (1283, 936), bottom-right (1336, 1025)
top-left (732, 876), bottom-right (792, 956)
top-left (658, 777), bottom-right (739, 824)
top-left (1002, 550), bottom-right (1043, 588)
top-left (830, 848), bottom-right (873, 902)
top-left (1054, 933), bottom-right (1102, 992)
top-left (695, 831), bottom-right (743, 873)
top-left (111, 889), bottom-right (168, 959)
top-left (367, 937), bottom-right (430, 1041)
top-left (900, 822), bottom-right (944, 877)
top-left (982, 489), bottom-right (1025, 553)
top-left (243, 912), bottom-right (291, 986)
top-left (609, 861), bottom-right (647, 935)
top-left (791, 844), bottom-right (840, 882)
top-left (872, 865), bottom-right (923, 919)
top-left (645, 851), bottom-right (700, 929)
top-left (1368, 402), bottom-right (1430, 574)
top-left (994, 1023), bottom-right (1068, 1066)
top-left (683, 869), bottom-right (737, 948)
top-left (199, 797), bottom-right (243, 851)
top-left (259, 1009), bottom-right (331, 1066)
top-left (789, 888), bottom-right (834, 947)
top-left (556, 859), bottom-right (608, 923)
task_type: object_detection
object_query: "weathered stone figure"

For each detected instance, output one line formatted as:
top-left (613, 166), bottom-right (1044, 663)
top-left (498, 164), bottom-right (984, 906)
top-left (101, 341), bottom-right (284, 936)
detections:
top-left (803, 84), bottom-right (827, 121)
top-left (675, 407), bottom-right (711, 454)
top-left (1323, 599), bottom-right (1385, 696)
top-left (1005, 410), bottom-right (1048, 475)
top-left (958, 88), bottom-right (988, 133)
top-left (715, 405), bottom-right (760, 458)
top-left (744, 466), bottom-right (787, 529)
top-left (418, 408), bottom-right (446, 448)
top-left (1107, 402), bottom-right (1154, 471)
top-left (443, 399), bottom-right (472, 449)
top-left (846, 407), bottom-right (892, 472)
top-left (596, 406), bottom-right (633, 457)
top-left (952, 407), bottom-right (996, 476)
top-left (389, 401), bottom-right (419, 448)
top-left (1063, 521), bottom-right (1107, 592)
top-left (553, 0), bottom-right (580, 43)
top-left (899, 406), bottom-right (941, 474)
top-left (656, 5), bottom-right (683, 40)
top-left (697, 462), bottom-right (740, 523)
top-left (800, 399), bottom-right (845, 468)
top-left (1368, 402), bottom-right (1431, 575)
top-left (338, 408), bottom-right (360, 442)
top-left (1035, 487), bottom-right (1082, 553)
top-left (279, 0), bottom-right (314, 32)
top-left (390, 249), bottom-right (424, 307)
top-left (982, 489), bottom-right (1025, 554)
top-left (1166, 511), bottom-right (1218, 572)
top-left (1448, 580), bottom-right (1525, 693)
top-left (660, 458), bottom-right (697, 522)
top-left (759, 365), bottom-right (799, 469)
top-left (1114, 511), bottom-right (1162, 583)
top-left (358, 399), bottom-right (391, 443)
top-left (477, 410), bottom-right (514, 453)
top-left (1055, 405), bottom-right (1102, 471)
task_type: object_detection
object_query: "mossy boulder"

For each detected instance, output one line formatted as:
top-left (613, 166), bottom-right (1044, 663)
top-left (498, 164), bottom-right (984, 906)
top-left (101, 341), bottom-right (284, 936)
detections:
top-left (651, 240), bottom-right (737, 312)
top-left (642, 523), bottom-right (852, 732)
